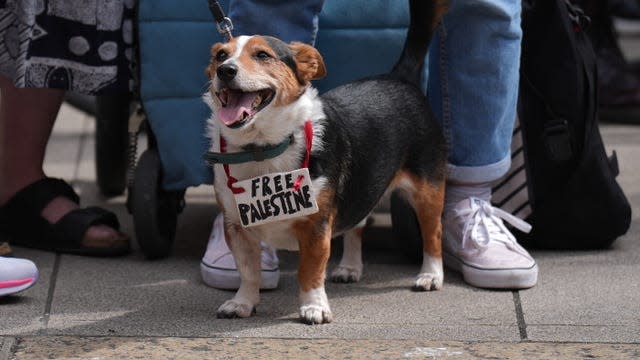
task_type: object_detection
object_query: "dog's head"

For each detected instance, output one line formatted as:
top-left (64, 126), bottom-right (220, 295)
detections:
top-left (206, 35), bottom-right (326, 130)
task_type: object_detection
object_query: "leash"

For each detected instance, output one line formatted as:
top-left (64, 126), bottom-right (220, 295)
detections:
top-left (292, 121), bottom-right (314, 191)
top-left (220, 137), bottom-right (247, 194)
top-left (208, 0), bottom-right (234, 41)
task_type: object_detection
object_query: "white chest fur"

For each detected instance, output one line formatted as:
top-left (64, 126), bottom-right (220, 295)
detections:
top-left (206, 87), bottom-right (328, 251)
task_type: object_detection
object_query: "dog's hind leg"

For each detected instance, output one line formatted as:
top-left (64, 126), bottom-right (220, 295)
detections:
top-left (411, 178), bottom-right (446, 291)
top-left (216, 224), bottom-right (262, 318)
top-left (391, 169), bottom-right (446, 291)
top-left (330, 220), bottom-right (365, 283)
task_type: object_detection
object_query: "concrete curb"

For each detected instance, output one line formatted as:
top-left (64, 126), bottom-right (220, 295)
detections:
top-left (6, 336), bottom-right (640, 360)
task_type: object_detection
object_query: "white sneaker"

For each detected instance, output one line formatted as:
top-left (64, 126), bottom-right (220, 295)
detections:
top-left (442, 197), bottom-right (538, 289)
top-left (0, 256), bottom-right (38, 296)
top-left (200, 214), bottom-right (279, 290)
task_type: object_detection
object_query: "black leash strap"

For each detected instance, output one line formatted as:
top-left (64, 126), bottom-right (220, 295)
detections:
top-left (208, 0), bottom-right (233, 41)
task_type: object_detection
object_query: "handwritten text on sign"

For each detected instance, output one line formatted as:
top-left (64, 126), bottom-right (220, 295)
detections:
top-left (233, 168), bottom-right (318, 227)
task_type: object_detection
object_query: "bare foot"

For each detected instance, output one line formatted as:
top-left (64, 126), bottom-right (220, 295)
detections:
top-left (41, 196), bottom-right (129, 250)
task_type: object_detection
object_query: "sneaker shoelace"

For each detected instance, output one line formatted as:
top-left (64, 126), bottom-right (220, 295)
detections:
top-left (455, 198), bottom-right (532, 251)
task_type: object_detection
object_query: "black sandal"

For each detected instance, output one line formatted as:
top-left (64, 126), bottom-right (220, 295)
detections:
top-left (0, 178), bottom-right (130, 256)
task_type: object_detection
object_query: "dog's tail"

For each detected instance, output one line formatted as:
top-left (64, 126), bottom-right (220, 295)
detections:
top-left (391, 0), bottom-right (447, 85)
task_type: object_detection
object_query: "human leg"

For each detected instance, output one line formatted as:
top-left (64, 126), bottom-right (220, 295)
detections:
top-left (0, 76), bottom-right (64, 204)
top-left (0, 76), bottom-right (129, 254)
top-left (428, 0), bottom-right (521, 183)
top-left (427, 0), bottom-right (537, 289)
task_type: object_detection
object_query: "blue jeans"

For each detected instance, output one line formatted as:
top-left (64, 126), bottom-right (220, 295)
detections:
top-left (229, 0), bottom-right (521, 184)
top-left (427, 0), bottom-right (522, 184)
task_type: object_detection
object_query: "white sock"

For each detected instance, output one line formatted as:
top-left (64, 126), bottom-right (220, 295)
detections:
top-left (444, 184), bottom-right (491, 214)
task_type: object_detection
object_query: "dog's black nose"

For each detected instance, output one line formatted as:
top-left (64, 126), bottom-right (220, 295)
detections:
top-left (217, 64), bottom-right (238, 82)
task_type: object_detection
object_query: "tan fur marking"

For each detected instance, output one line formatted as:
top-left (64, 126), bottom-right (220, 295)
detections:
top-left (235, 37), bottom-right (270, 76)
top-left (289, 42), bottom-right (326, 83)
top-left (392, 171), bottom-right (445, 258)
top-left (292, 188), bottom-right (335, 292)
top-left (241, 37), bottom-right (308, 107)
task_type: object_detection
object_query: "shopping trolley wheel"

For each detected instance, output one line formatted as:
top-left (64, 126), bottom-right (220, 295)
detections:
top-left (95, 94), bottom-right (130, 196)
top-left (390, 191), bottom-right (423, 264)
top-left (131, 148), bottom-right (185, 259)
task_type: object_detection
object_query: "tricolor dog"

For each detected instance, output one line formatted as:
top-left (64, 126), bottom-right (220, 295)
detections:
top-left (204, 0), bottom-right (448, 324)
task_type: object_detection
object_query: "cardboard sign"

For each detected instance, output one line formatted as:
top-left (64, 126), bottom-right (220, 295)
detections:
top-left (233, 168), bottom-right (318, 227)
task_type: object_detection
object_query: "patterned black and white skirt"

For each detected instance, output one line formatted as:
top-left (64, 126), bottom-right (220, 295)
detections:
top-left (0, 0), bottom-right (134, 95)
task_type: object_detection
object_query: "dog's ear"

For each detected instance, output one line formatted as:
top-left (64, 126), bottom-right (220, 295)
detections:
top-left (289, 42), bottom-right (326, 83)
top-left (206, 42), bottom-right (224, 79)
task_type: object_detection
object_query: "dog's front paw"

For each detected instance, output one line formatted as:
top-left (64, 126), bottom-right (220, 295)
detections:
top-left (217, 299), bottom-right (256, 319)
top-left (413, 272), bottom-right (443, 291)
top-left (330, 265), bottom-right (362, 283)
top-left (299, 287), bottom-right (333, 324)
top-left (299, 304), bottom-right (333, 325)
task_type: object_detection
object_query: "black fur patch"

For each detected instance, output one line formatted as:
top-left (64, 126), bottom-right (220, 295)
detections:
top-left (311, 76), bottom-right (447, 233)
top-left (261, 36), bottom-right (298, 74)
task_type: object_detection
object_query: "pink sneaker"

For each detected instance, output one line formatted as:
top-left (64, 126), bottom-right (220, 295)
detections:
top-left (200, 214), bottom-right (279, 290)
top-left (0, 256), bottom-right (38, 296)
top-left (442, 197), bottom-right (538, 289)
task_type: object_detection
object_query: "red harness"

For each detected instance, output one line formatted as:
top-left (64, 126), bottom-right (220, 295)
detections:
top-left (221, 121), bottom-right (313, 194)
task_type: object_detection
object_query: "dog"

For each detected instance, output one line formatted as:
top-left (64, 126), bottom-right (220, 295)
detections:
top-left (204, 0), bottom-right (448, 324)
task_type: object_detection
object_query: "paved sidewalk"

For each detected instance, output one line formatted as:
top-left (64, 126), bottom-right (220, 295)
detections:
top-left (0, 100), bottom-right (639, 359)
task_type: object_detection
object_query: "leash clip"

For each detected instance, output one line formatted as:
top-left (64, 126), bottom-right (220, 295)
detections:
top-left (208, 0), bottom-right (234, 41)
top-left (216, 17), bottom-right (234, 41)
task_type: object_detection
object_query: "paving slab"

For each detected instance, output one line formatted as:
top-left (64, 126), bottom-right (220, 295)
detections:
top-left (40, 243), bottom-right (519, 341)
top-left (521, 251), bottom-right (640, 343)
top-left (519, 124), bottom-right (640, 343)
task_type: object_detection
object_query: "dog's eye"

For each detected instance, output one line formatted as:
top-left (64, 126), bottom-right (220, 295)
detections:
top-left (254, 51), bottom-right (272, 60)
top-left (216, 50), bottom-right (228, 62)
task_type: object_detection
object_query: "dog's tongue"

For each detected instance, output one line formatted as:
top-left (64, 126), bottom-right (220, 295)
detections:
top-left (217, 90), bottom-right (259, 126)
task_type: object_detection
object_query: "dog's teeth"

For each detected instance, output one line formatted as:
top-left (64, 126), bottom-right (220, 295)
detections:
top-left (252, 95), bottom-right (262, 109)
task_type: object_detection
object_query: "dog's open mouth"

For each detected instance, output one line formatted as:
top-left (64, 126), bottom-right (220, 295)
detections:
top-left (215, 88), bottom-right (275, 128)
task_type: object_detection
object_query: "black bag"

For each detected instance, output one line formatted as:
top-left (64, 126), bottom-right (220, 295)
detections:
top-left (492, 0), bottom-right (631, 249)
